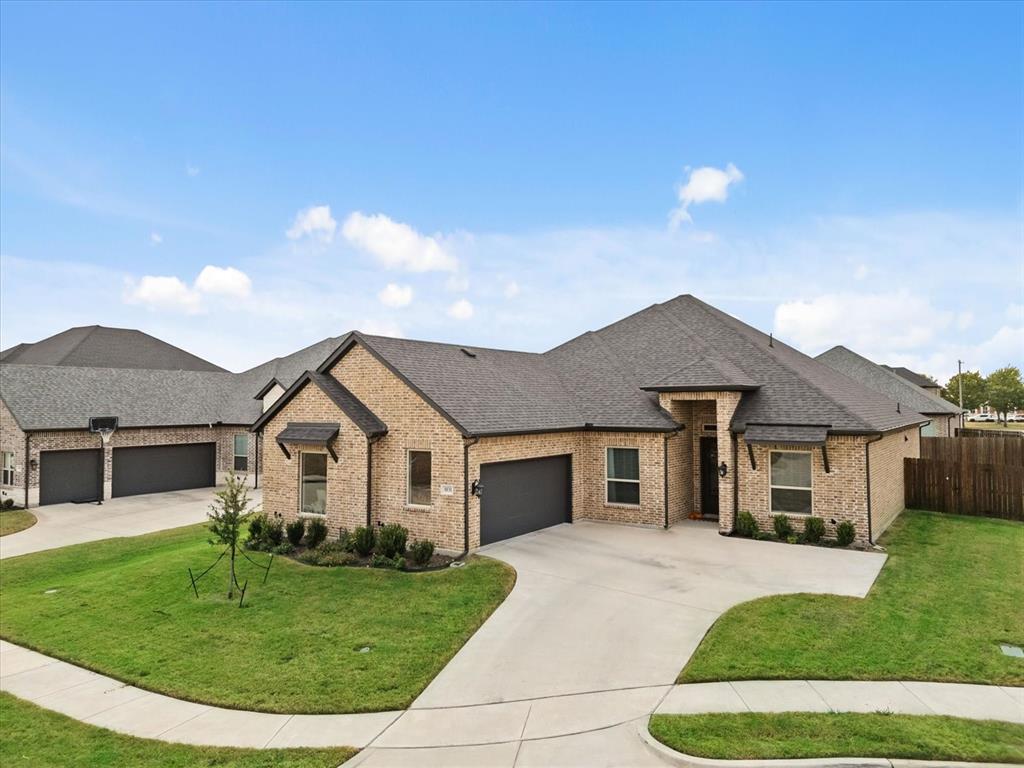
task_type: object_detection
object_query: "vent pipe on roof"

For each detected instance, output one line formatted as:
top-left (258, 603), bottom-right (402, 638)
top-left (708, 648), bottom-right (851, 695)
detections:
top-left (460, 348), bottom-right (477, 358)
top-left (768, 333), bottom-right (774, 348)
top-left (897, 402), bottom-right (901, 413)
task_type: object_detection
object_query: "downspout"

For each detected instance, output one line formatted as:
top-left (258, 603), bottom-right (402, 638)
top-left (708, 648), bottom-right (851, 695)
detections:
top-left (24, 432), bottom-right (30, 510)
top-left (463, 436), bottom-right (479, 555)
top-left (365, 435), bottom-right (383, 528)
top-left (731, 431), bottom-right (739, 535)
top-left (663, 433), bottom-right (670, 529)
top-left (864, 434), bottom-right (884, 545)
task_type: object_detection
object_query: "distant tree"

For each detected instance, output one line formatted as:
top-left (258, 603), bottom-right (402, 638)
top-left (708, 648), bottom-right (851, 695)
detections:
top-left (985, 366), bottom-right (1024, 424)
top-left (941, 370), bottom-right (987, 411)
top-left (208, 472), bottom-right (257, 599)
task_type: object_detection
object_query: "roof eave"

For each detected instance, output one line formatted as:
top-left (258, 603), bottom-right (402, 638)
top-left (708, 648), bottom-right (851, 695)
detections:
top-left (640, 384), bottom-right (760, 393)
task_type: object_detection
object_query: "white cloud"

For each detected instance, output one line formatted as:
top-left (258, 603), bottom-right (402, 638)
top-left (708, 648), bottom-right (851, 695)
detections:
top-left (287, 205), bottom-right (338, 243)
top-left (671, 163), bottom-right (744, 226)
top-left (123, 275), bottom-right (201, 314)
top-left (854, 263), bottom-right (868, 280)
top-left (195, 265), bottom-right (252, 298)
top-left (955, 310), bottom-right (974, 331)
top-left (447, 298), bottom-right (474, 320)
top-left (445, 274), bottom-right (470, 292)
top-left (342, 211), bottom-right (457, 272)
top-left (1007, 303), bottom-right (1024, 324)
top-left (774, 292), bottom-right (950, 355)
top-left (360, 318), bottom-right (404, 338)
top-left (377, 283), bottom-right (413, 308)
top-left (504, 280), bottom-right (520, 298)
top-left (185, 164), bottom-right (200, 177)
top-left (150, 232), bottom-right (163, 245)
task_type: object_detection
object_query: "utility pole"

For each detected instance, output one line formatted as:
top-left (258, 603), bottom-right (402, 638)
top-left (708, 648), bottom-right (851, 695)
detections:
top-left (958, 359), bottom-right (964, 430)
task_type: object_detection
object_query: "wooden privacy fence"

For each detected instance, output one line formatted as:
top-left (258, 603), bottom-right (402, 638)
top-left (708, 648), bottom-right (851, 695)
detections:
top-left (905, 437), bottom-right (1024, 521)
top-left (956, 427), bottom-right (1024, 440)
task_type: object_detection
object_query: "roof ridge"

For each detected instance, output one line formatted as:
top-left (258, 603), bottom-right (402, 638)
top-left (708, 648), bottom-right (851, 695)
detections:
top-left (682, 297), bottom-right (870, 429)
top-left (53, 326), bottom-right (100, 366)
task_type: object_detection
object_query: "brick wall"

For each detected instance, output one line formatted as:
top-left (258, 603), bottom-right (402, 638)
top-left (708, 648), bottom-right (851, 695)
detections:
top-left (0, 399), bottom-right (27, 506)
top-left (261, 384), bottom-right (368, 535)
top-left (329, 344), bottom-right (467, 551)
top-left (868, 425), bottom-right (920, 538)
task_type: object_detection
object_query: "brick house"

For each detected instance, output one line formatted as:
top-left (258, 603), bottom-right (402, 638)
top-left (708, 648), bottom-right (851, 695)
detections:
top-left (252, 295), bottom-right (928, 550)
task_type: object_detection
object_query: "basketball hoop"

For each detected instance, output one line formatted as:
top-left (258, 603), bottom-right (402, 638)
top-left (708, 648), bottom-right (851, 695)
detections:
top-left (89, 416), bottom-right (118, 445)
top-left (97, 427), bottom-right (115, 445)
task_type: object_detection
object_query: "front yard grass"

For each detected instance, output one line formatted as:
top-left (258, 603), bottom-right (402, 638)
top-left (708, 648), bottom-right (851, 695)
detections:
top-left (0, 524), bottom-right (514, 713)
top-left (0, 692), bottom-right (356, 768)
top-left (680, 510), bottom-right (1023, 685)
top-left (0, 508), bottom-right (36, 537)
top-left (648, 712), bottom-right (1024, 763)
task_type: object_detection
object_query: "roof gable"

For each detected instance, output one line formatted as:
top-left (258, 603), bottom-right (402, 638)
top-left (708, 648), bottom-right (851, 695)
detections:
top-left (251, 368), bottom-right (387, 437)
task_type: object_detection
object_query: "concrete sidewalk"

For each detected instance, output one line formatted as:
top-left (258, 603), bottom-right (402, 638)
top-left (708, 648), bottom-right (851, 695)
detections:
top-left (4, 639), bottom-right (1022, 765)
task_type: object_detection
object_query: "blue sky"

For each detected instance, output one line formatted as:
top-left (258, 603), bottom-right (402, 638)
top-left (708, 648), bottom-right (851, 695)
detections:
top-left (1, 1), bottom-right (1021, 381)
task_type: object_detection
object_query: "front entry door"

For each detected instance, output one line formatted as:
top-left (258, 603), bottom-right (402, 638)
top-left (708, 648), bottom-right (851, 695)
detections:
top-left (699, 437), bottom-right (719, 517)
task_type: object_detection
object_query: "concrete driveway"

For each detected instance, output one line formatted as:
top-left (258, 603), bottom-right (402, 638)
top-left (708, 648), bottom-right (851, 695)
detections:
top-left (0, 487), bottom-right (260, 559)
top-left (413, 519), bottom-right (886, 709)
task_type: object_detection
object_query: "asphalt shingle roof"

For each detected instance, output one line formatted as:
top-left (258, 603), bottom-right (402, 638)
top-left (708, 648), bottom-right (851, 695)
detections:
top-left (882, 365), bottom-right (941, 389)
top-left (0, 326), bottom-right (226, 372)
top-left (817, 346), bottom-right (961, 416)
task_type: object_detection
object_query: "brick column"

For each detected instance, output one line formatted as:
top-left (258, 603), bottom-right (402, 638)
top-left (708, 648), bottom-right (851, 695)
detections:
top-left (715, 393), bottom-right (741, 533)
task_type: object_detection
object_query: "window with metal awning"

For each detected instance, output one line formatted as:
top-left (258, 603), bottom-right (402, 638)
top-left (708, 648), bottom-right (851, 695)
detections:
top-left (275, 422), bottom-right (341, 462)
top-left (742, 424), bottom-right (832, 473)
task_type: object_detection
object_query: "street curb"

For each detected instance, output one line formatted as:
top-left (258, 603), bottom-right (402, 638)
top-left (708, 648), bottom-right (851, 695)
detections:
top-left (636, 718), bottom-right (1018, 768)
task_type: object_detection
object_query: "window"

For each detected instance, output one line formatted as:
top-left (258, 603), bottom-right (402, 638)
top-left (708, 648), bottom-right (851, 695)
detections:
top-left (233, 434), bottom-right (249, 472)
top-left (300, 452), bottom-right (327, 515)
top-left (1, 452), bottom-right (13, 486)
top-left (606, 447), bottom-right (640, 505)
top-left (769, 451), bottom-right (812, 514)
top-left (407, 450), bottom-right (431, 506)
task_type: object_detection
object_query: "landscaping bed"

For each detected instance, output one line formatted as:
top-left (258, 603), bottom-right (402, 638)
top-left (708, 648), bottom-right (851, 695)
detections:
top-left (0, 692), bottom-right (356, 768)
top-left (0, 523), bottom-right (515, 713)
top-left (680, 510), bottom-right (1024, 686)
top-left (649, 712), bottom-right (1024, 763)
top-left (0, 507), bottom-right (36, 537)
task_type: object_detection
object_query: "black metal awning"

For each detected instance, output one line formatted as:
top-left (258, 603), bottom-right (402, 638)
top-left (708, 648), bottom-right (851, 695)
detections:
top-left (275, 422), bottom-right (340, 461)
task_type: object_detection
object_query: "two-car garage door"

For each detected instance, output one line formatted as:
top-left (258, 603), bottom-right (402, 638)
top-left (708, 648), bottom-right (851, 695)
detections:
top-left (480, 455), bottom-right (571, 546)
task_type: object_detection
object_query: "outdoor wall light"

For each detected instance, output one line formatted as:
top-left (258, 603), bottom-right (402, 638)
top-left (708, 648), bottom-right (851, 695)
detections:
top-left (471, 479), bottom-right (484, 498)
top-left (718, 462), bottom-right (728, 478)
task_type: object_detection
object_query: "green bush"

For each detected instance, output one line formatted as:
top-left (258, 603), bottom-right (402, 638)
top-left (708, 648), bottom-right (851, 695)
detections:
top-left (245, 513), bottom-right (268, 549)
top-left (409, 539), bottom-right (435, 566)
top-left (286, 519), bottom-right (306, 547)
top-left (2, 498), bottom-right (14, 510)
top-left (352, 526), bottom-right (376, 557)
top-left (377, 523), bottom-right (409, 558)
top-left (272, 541), bottom-right (294, 555)
top-left (299, 540), bottom-right (357, 567)
top-left (265, 517), bottom-right (284, 547)
top-left (371, 553), bottom-right (405, 570)
top-left (772, 514), bottom-right (793, 539)
top-left (804, 516), bottom-right (826, 544)
top-left (735, 511), bottom-right (758, 537)
top-left (836, 520), bottom-right (856, 547)
top-left (306, 519), bottom-right (328, 548)
top-left (337, 527), bottom-right (353, 551)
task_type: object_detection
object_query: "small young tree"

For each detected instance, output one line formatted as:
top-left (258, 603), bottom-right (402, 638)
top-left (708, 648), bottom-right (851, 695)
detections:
top-left (208, 471), bottom-right (257, 599)
top-left (941, 370), bottom-right (987, 411)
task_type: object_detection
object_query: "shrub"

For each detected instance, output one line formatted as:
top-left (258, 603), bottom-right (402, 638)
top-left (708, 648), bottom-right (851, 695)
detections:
top-left (352, 526), bottom-right (376, 557)
top-left (371, 553), bottom-right (405, 570)
top-left (265, 517), bottom-right (285, 547)
top-left (337, 527), bottom-right (353, 551)
top-left (299, 541), bottom-right (357, 567)
top-left (836, 520), bottom-right (856, 547)
top-left (246, 513), bottom-right (268, 549)
top-left (286, 519), bottom-right (306, 547)
top-left (804, 516), bottom-right (826, 544)
top-left (772, 514), bottom-right (793, 539)
top-left (735, 511), bottom-right (758, 538)
top-left (2, 498), bottom-right (14, 510)
top-left (409, 539), bottom-right (435, 567)
top-left (377, 523), bottom-right (409, 558)
top-left (272, 542), bottom-right (294, 555)
top-left (306, 519), bottom-right (328, 548)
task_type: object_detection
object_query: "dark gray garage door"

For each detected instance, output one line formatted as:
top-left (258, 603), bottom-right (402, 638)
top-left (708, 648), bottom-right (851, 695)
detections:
top-left (480, 455), bottom-right (571, 545)
top-left (39, 449), bottom-right (103, 506)
top-left (112, 443), bottom-right (216, 498)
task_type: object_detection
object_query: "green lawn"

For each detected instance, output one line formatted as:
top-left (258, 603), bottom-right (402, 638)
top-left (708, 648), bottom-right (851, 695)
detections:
top-left (680, 510), bottom-right (1023, 685)
top-left (648, 712), bottom-right (1024, 763)
top-left (0, 509), bottom-right (36, 537)
top-left (0, 692), bottom-right (355, 768)
top-left (962, 420), bottom-right (1024, 431)
top-left (0, 524), bottom-right (514, 713)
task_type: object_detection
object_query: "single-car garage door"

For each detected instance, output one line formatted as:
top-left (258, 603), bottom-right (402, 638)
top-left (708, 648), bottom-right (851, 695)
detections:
top-left (39, 449), bottom-right (103, 506)
top-left (112, 443), bottom-right (216, 498)
top-left (480, 455), bottom-right (571, 545)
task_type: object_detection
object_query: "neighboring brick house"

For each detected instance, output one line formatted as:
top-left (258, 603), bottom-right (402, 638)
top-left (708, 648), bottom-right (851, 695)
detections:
top-left (817, 346), bottom-right (962, 438)
top-left (0, 327), bottom-right (340, 507)
top-left (253, 295), bottom-right (928, 550)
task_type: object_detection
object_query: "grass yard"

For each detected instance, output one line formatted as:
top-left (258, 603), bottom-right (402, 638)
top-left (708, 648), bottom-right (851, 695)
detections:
top-left (962, 421), bottom-right (1024, 431)
top-left (0, 508), bottom-right (36, 537)
top-left (648, 712), bottom-right (1024, 763)
top-left (680, 510), bottom-right (1023, 685)
top-left (0, 692), bottom-right (355, 768)
top-left (0, 524), bottom-right (514, 713)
